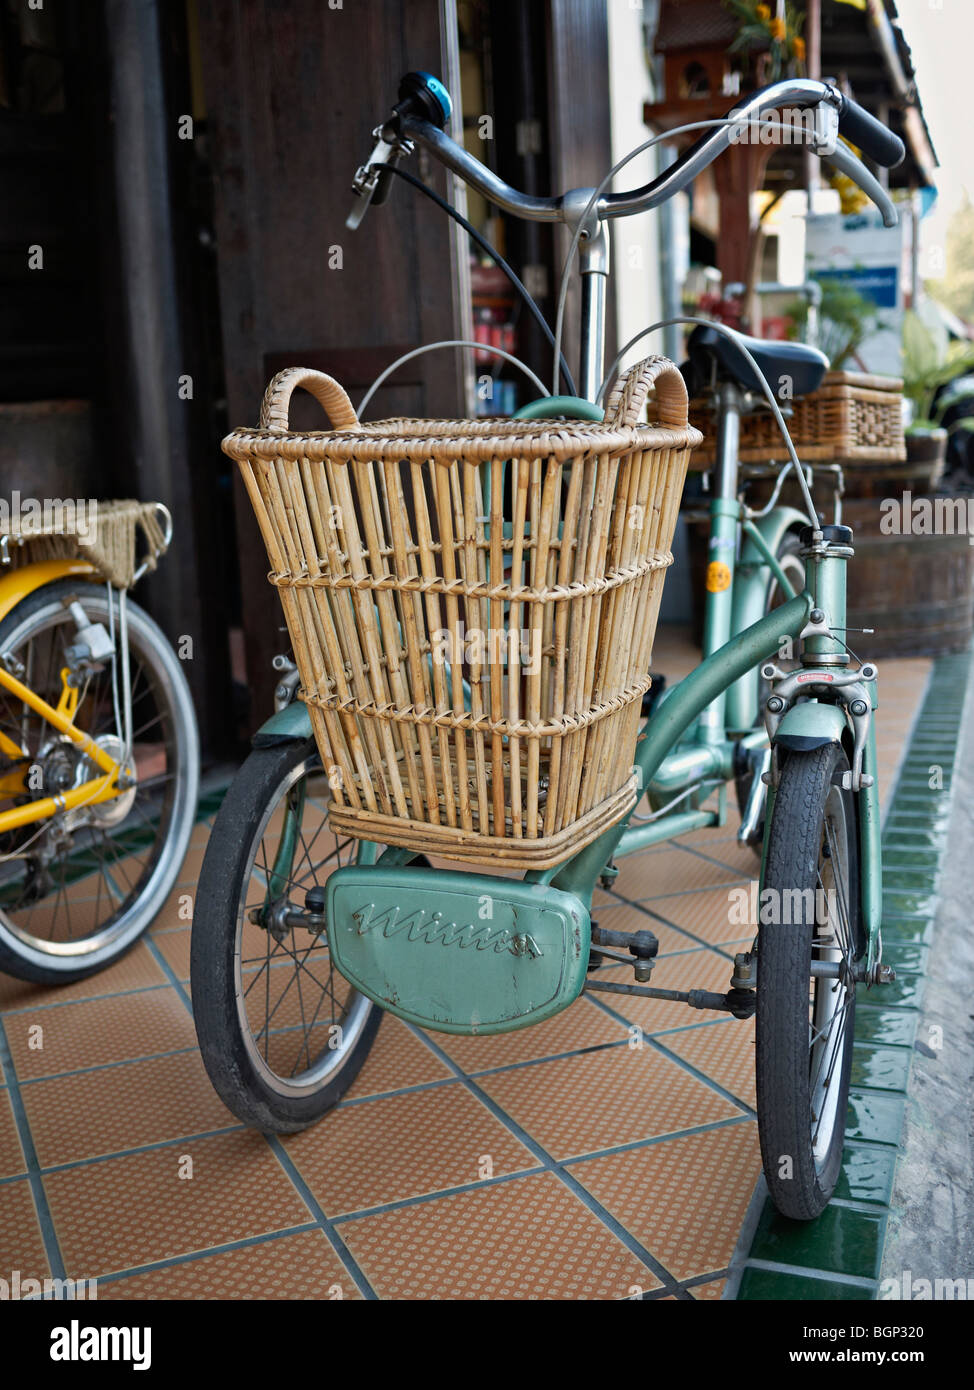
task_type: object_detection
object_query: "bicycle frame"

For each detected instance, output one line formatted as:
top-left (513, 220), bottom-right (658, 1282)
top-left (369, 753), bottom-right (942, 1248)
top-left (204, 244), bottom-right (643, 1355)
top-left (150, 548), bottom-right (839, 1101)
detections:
top-left (516, 380), bottom-right (884, 968)
top-left (0, 558), bottom-right (127, 834)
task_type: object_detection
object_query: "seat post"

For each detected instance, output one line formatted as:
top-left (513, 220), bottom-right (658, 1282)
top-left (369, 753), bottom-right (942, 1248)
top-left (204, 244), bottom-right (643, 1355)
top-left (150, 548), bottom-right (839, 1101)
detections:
top-left (714, 381), bottom-right (743, 500)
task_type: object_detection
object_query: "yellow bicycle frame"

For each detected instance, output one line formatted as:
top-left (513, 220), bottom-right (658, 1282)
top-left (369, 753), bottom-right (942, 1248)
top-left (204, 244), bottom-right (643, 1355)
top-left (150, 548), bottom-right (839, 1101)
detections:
top-left (0, 559), bottom-right (125, 833)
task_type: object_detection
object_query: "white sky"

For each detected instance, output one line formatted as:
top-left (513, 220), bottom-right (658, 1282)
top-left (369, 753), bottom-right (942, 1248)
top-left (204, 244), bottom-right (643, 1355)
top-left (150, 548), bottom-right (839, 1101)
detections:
top-left (894, 0), bottom-right (974, 264)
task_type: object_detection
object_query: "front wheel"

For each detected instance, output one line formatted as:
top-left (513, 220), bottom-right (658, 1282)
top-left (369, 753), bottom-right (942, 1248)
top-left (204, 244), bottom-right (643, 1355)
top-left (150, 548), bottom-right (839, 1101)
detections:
top-left (756, 741), bottom-right (864, 1221)
top-left (191, 738), bottom-right (382, 1133)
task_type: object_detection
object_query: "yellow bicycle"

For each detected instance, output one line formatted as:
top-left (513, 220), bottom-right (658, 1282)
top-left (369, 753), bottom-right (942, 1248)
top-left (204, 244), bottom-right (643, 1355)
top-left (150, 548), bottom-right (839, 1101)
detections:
top-left (0, 502), bottom-right (199, 981)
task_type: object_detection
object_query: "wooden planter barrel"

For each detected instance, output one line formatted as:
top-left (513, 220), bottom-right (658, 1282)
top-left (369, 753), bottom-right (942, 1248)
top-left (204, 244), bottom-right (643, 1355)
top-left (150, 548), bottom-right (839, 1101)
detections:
top-left (843, 497), bottom-right (974, 658)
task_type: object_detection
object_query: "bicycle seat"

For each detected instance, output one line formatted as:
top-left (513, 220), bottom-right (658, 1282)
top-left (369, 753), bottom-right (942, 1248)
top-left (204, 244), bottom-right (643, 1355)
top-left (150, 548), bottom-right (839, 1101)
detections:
top-left (686, 324), bottom-right (828, 401)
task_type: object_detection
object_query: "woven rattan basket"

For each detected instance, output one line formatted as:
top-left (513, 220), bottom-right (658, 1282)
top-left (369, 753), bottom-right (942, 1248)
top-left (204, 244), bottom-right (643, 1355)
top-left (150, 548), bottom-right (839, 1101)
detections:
top-left (689, 370), bottom-right (905, 467)
top-left (226, 355), bottom-right (701, 869)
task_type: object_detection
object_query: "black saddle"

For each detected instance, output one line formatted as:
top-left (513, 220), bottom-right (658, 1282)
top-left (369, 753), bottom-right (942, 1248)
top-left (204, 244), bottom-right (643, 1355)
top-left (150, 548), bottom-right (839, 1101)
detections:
top-left (684, 324), bottom-right (828, 401)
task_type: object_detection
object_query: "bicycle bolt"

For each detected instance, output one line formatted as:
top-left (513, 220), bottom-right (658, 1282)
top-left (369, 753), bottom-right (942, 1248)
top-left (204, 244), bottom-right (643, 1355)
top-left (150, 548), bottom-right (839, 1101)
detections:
top-left (766, 695), bottom-right (784, 713)
top-left (810, 608), bottom-right (825, 623)
top-left (850, 699), bottom-right (868, 716)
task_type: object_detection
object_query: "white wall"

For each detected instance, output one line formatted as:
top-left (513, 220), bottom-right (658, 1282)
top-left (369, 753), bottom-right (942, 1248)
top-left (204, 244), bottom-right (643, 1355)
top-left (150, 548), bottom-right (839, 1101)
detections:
top-left (606, 0), bottom-right (664, 378)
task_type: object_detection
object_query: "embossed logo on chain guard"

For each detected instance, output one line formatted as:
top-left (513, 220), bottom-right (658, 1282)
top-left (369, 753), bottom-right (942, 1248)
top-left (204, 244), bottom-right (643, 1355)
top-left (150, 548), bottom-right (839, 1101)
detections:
top-left (325, 866), bottom-right (590, 1035)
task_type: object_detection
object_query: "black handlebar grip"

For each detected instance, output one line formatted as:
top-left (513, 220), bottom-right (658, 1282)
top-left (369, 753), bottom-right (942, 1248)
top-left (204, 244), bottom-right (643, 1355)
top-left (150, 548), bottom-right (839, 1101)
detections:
top-left (836, 94), bottom-right (905, 169)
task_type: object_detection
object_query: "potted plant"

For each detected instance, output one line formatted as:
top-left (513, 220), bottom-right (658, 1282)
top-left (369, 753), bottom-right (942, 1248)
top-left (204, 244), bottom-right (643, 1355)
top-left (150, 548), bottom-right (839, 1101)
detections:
top-left (901, 309), bottom-right (974, 490)
top-left (785, 279), bottom-right (883, 369)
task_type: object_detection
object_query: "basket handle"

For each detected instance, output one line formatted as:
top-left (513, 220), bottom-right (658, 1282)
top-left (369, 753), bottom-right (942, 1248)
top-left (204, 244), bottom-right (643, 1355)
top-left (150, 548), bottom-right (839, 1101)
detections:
top-left (259, 368), bottom-right (361, 433)
top-left (602, 354), bottom-right (689, 431)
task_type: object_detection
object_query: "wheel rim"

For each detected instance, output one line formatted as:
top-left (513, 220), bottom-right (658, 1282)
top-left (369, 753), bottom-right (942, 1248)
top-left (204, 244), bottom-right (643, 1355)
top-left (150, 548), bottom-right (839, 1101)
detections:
top-left (0, 593), bottom-right (188, 958)
top-left (233, 753), bottom-right (373, 1097)
top-left (809, 785), bottom-right (856, 1171)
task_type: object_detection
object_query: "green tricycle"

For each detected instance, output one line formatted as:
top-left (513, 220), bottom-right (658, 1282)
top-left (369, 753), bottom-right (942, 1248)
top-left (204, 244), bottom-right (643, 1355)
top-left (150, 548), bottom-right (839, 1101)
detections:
top-left (191, 72), bottom-right (906, 1221)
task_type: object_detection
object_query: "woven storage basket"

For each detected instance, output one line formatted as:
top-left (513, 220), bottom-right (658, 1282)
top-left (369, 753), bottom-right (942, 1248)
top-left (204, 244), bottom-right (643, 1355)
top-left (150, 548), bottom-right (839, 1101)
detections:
top-left (689, 370), bottom-right (905, 467)
top-left (225, 355), bottom-right (701, 869)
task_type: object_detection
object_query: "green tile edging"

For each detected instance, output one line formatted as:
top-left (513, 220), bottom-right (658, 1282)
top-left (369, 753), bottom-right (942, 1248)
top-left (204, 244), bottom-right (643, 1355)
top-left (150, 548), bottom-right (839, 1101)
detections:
top-left (731, 647), bottom-right (974, 1301)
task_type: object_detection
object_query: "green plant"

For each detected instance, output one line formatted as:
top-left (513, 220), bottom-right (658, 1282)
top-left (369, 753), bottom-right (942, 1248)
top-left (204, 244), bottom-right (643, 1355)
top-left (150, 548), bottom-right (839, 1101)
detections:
top-left (901, 309), bottom-right (974, 430)
top-left (785, 279), bottom-right (883, 371)
top-left (725, 1), bottom-right (806, 82)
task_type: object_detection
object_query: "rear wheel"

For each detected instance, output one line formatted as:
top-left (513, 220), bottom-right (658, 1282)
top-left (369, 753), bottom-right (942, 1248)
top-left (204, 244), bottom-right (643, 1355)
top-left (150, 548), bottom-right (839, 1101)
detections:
top-left (756, 741), bottom-right (864, 1220)
top-left (0, 581), bottom-right (199, 982)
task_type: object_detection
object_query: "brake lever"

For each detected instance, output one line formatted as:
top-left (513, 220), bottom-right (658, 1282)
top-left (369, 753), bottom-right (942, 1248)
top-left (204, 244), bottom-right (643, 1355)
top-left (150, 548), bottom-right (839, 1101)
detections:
top-left (819, 138), bottom-right (899, 228)
top-left (346, 126), bottom-right (410, 230)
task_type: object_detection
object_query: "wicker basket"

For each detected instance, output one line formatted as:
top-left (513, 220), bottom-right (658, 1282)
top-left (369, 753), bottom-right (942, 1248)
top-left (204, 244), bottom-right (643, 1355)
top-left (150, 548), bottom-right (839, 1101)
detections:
top-left (689, 371), bottom-right (905, 467)
top-left (225, 356), bottom-right (701, 869)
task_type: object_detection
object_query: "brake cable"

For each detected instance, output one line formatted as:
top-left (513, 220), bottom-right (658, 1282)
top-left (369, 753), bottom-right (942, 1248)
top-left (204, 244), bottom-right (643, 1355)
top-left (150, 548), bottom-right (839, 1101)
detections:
top-left (383, 163), bottom-right (577, 397)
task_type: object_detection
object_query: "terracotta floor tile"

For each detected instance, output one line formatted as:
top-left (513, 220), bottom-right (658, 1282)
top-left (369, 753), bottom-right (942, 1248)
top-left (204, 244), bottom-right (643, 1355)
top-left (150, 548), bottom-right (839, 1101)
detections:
top-left (573, 1121), bottom-right (761, 1281)
top-left (285, 1084), bottom-right (535, 1216)
top-left (44, 1130), bottom-right (309, 1275)
top-left (661, 1018), bottom-right (756, 1109)
top-left (615, 846), bottom-right (745, 900)
top-left (594, 900), bottom-right (700, 956)
top-left (682, 837), bottom-right (762, 880)
top-left (478, 1043), bottom-right (741, 1160)
top-left (671, 826), bottom-right (740, 852)
top-left (176, 843), bottom-right (209, 886)
top-left (0, 626), bottom-right (926, 1300)
top-left (653, 625), bottom-right (700, 681)
top-left (341, 1171), bottom-right (660, 1299)
top-left (6, 989), bottom-right (197, 1081)
top-left (344, 1016), bottom-right (453, 1099)
top-left (147, 881), bottom-right (199, 933)
top-left (151, 929), bottom-right (191, 982)
top-left (642, 887), bottom-right (756, 947)
top-left (0, 1088), bottom-right (26, 1177)
top-left (0, 1179), bottom-right (51, 1277)
top-left (105, 1228), bottom-right (361, 1300)
top-left (690, 1277), bottom-right (728, 1299)
top-left (189, 822), bottom-right (213, 849)
top-left (591, 950), bottom-right (734, 1034)
top-left (0, 942), bottom-right (166, 1014)
top-left (429, 995), bottom-right (630, 1072)
top-left (22, 1052), bottom-right (237, 1167)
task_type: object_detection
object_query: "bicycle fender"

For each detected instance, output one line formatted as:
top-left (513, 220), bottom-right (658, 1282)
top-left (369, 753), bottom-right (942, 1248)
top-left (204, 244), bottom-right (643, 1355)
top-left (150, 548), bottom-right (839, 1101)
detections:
top-left (252, 700), bottom-right (313, 747)
top-left (0, 559), bottom-right (97, 627)
top-left (773, 700), bottom-right (848, 752)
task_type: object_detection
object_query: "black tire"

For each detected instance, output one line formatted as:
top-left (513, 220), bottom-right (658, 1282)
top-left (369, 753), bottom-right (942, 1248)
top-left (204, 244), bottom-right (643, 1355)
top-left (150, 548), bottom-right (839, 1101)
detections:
top-left (191, 738), bottom-right (381, 1133)
top-left (756, 741), bottom-right (864, 1220)
top-left (0, 580), bottom-right (199, 982)
top-left (735, 531), bottom-right (805, 847)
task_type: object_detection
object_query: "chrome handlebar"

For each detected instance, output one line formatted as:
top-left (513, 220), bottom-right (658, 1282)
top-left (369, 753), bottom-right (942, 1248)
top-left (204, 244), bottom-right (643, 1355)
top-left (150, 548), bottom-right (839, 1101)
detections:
top-left (354, 78), bottom-right (899, 231)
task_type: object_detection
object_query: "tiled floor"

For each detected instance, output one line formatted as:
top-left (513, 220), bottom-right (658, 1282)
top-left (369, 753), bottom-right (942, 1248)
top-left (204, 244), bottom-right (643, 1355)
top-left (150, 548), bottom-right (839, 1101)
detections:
top-left (0, 629), bottom-right (932, 1300)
